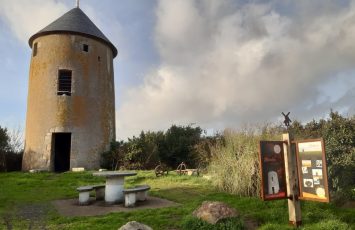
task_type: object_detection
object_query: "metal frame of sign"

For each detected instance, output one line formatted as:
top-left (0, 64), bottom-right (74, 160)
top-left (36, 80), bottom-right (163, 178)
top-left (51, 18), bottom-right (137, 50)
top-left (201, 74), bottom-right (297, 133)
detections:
top-left (295, 138), bottom-right (330, 203)
top-left (259, 141), bottom-right (288, 201)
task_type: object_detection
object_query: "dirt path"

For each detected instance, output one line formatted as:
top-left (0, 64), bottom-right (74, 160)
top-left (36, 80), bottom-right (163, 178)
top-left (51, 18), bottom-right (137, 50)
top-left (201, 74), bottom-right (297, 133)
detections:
top-left (52, 196), bottom-right (179, 217)
top-left (1, 196), bottom-right (179, 229)
top-left (1, 203), bottom-right (49, 230)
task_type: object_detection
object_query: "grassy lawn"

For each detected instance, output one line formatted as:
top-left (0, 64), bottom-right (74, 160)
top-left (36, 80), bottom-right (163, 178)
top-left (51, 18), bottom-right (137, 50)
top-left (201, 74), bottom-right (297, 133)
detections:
top-left (0, 171), bottom-right (353, 230)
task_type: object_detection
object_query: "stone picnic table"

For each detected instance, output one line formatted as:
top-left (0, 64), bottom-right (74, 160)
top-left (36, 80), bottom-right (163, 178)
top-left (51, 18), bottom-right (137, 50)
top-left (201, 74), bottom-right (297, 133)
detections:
top-left (93, 171), bottom-right (137, 204)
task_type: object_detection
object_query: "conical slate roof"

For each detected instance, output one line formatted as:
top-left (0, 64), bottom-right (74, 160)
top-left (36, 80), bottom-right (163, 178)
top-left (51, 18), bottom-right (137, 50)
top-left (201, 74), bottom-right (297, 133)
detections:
top-left (28, 7), bottom-right (117, 57)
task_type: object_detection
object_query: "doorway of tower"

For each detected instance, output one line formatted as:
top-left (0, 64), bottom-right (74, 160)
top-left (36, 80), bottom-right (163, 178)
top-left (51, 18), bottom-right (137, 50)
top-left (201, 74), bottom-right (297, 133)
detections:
top-left (52, 133), bottom-right (71, 172)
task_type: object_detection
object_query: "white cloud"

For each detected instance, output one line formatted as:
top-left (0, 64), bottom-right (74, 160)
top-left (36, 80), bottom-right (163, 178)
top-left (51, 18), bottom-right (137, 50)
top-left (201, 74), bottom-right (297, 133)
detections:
top-left (116, 0), bottom-right (355, 139)
top-left (0, 0), bottom-right (69, 44)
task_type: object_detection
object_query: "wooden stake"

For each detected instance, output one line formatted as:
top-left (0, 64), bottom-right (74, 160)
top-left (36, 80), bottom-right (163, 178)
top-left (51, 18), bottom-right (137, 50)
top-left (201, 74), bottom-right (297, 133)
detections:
top-left (283, 133), bottom-right (302, 227)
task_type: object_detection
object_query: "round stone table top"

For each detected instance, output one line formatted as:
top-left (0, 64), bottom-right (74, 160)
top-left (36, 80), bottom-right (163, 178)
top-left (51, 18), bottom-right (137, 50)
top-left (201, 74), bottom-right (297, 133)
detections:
top-left (93, 171), bottom-right (137, 178)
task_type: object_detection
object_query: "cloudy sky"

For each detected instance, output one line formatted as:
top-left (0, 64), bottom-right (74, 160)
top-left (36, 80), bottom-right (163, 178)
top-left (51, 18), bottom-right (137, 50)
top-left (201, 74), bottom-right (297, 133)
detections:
top-left (0, 0), bottom-right (354, 140)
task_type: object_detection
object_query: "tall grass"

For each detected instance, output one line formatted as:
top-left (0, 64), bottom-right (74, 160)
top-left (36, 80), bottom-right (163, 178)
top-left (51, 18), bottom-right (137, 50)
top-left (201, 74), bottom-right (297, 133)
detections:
top-left (208, 126), bottom-right (280, 197)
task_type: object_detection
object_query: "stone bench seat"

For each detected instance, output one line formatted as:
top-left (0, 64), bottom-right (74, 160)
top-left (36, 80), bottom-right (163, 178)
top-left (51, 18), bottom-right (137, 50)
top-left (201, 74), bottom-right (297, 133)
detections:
top-left (176, 168), bottom-right (199, 176)
top-left (77, 184), bottom-right (105, 205)
top-left (122, 185), bottom-right (150, 207)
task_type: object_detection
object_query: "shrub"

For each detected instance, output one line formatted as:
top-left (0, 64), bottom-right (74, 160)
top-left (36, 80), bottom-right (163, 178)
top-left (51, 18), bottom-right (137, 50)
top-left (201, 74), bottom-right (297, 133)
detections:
top-left (101, 125), bottom-right (203, 170)
top-left (159, 125), bottom-right (202, 168)
top-left (101, 131), bottom-right (163, 170)
top-left (207, 130), bottom-right (253, 196)
top-left (0, 126), bottom-right (23, 172)
top-left (207, 124), bottom-right (282, 197)
top-left (100, 141), bottom-right (126, 170)
top-left (0, 126), bottom-right (10, 171)
top-left (193, 135), bottom-right (221, 171)
top-left (4, 151), bottom-right (23, 171)
top-left (289, 111), bottom-right (355, 200)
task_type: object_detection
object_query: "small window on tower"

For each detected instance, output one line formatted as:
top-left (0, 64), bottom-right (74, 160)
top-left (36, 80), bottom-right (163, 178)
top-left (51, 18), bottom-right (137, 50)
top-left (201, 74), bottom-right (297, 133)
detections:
top-left (57, 70), bottom-right (72, 96)
top-left (33, 43), bottom-right (38, 57)
top-left (83, 44), bottom-right (89, 52)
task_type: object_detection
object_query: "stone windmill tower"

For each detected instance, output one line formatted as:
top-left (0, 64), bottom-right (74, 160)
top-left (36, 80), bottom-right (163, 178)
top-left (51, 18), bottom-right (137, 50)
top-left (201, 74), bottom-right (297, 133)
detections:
top-left (22, 4), bottom-right (117, 172)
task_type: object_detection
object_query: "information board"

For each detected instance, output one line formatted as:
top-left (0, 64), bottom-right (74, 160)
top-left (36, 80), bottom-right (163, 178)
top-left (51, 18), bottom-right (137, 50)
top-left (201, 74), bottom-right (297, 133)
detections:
top-left (259, 141), bottom-right (287, 201)
top-left (296, 139), bottom-right (329, 202)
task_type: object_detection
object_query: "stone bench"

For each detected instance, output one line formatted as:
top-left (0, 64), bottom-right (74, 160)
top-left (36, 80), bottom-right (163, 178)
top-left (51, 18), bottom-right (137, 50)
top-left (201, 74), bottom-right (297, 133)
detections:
top-left (176, 168), bottom-right (199, 176)
top-left (77, 184), bottom-right (105, 205)
top-left (122, 185), bottom-right (150, 207)
top-left (92, 184), bottom-right (105, 200)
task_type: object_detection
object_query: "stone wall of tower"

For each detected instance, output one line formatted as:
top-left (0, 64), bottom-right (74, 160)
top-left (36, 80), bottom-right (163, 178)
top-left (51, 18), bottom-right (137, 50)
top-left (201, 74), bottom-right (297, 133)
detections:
top-left (22, 34), bottom-right (115, 171)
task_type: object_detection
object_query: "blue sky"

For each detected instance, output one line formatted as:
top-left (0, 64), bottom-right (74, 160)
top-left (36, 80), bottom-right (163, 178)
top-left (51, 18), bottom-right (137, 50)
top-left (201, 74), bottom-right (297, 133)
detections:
top-left (0, 0), bottom-right (354, 140)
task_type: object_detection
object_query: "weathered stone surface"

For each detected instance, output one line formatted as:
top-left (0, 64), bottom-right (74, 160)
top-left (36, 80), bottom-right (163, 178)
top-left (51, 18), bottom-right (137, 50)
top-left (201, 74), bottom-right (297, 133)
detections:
top-left (192, 201), bottom-right (238, 224)
top-left (118, 221), bottom-right (152, 230)
top-left (22, 32), bottom-right (116, 171)
top-left (29, 169), bottom-right (48, 173)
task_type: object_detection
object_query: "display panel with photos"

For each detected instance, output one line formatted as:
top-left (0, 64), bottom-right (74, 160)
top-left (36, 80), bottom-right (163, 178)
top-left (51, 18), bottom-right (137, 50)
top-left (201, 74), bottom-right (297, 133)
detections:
top-left (296, 139), bottom-right (329, 202)
top-left (259, 141), bottom-right (287, 201)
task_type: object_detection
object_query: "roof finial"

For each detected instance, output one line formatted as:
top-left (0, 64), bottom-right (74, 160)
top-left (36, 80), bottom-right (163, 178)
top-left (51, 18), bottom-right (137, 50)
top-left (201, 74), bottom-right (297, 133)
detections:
top-left (76, 0), bottom-right (80, 8)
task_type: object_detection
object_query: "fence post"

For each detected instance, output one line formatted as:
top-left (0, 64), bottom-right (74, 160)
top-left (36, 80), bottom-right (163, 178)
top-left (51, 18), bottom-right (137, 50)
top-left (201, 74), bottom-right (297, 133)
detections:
top-left (283, 133), bottom-right (302, 226)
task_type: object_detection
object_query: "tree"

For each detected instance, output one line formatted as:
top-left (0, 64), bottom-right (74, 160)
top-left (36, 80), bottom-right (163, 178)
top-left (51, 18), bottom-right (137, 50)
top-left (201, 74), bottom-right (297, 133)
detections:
top-left (100, 140), bottom-right (126, 170)
top-left (288, 111), bottom-right (355, 198)
top-left (159, 125), bottom-right (202, 168)
top-left (322, 111), bottom-right (354, 195)
top-left (0, 126), bottom-right (10, 171)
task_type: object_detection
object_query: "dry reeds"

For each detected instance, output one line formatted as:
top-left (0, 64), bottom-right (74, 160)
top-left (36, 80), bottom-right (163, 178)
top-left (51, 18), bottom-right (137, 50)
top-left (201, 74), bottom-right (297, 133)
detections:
top-left (208, 125), bottom-right (280, 197)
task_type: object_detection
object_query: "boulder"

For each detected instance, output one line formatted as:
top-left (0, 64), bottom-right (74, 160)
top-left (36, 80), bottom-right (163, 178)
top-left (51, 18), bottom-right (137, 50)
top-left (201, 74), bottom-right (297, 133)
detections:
top-left (118, 221), bottom-right (153, 230)
top-left (192, 201), bottom-right (238, 224)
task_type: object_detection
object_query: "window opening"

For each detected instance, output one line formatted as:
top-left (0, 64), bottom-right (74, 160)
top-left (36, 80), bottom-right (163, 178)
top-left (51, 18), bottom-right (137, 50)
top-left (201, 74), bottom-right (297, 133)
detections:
top-left (33, 43), bottom-right (38, 57)
top-left (57, 70), bottom-right (72, 96)
top-left (83, 44), bottom-right (89, 52)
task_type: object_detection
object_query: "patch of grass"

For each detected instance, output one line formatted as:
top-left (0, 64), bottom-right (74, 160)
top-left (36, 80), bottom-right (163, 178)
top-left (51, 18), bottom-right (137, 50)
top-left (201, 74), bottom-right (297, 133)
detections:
top-left (302, 219), bottom-right (352, 230)
top-left (181, 216), bottom-right (244, 230)
top-left (0, 171), bottom-right (354, 229)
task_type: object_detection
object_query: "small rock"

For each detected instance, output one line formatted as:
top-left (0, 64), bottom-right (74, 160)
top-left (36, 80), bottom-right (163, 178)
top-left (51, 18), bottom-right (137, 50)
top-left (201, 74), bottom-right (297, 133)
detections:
top-left (118, 221), bottom-right (153, 230)
top-left (192, 201), bottom-right (238, 224)
top-left (71, 167), bottom-right (85, 172)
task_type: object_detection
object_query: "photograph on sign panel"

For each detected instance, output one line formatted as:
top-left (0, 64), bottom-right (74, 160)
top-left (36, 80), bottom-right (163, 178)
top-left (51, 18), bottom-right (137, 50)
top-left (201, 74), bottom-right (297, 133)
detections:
top-left (296, 140), bottom-right (329, 202)
top-left (313, 176), bottom-right (321, 185)
top-left (316, 160), bottom-right (322, 168)
top-left (259, 141), bottom-right (287, 200)
top-left (302, 160), bottom-right (312, 167)
top-left (312, 169), bottom-right (322, 177)
top-left (304, 179), bottom-right (314, 188)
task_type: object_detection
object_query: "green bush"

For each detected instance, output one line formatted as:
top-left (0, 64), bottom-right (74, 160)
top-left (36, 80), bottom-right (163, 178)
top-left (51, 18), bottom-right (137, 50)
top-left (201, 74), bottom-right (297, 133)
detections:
top-left (100, 132), bottom-right (163, 170)
top-left (289, 111), bottom-right (355, 200)
top-left (159, 125), bottom-right (202, 168)
top-left (181, 216), bottom-right (244, 230)
top-left (100, 141), bottom-right (126, 170)
top-left (101, 125), bottom-right (203, 170)
top-left (0, 126), bottom-right (10, 171)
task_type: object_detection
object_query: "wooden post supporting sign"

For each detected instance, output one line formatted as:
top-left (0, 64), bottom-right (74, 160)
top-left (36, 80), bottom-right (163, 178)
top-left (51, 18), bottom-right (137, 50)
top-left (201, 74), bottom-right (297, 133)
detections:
top-left (259, 112), bottom-right (328, 226)
top-left (283, 133), bottom-right (302, 226)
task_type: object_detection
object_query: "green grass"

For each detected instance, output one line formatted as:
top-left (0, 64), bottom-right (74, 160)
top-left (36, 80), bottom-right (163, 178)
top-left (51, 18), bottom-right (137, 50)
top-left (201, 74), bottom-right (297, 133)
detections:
top-left (0, 171), bottom-right (353, 229)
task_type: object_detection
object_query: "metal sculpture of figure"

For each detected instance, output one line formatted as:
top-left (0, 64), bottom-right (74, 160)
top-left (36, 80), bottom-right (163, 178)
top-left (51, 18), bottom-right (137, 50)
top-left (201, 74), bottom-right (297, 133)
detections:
top-left (282, 112), bottom-right (292, 127)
